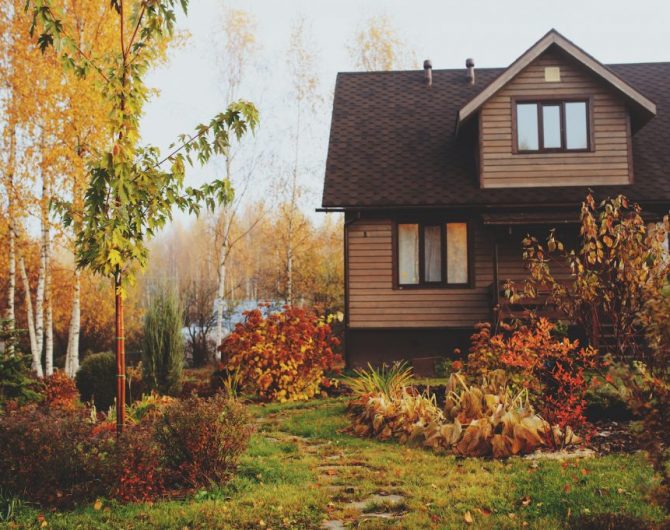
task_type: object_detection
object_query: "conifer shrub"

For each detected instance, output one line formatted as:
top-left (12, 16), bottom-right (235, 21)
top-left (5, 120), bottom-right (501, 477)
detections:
top-left (0, 319), bottom-right (40, 406)
top-left (142, 287), bottom-right (184, 396)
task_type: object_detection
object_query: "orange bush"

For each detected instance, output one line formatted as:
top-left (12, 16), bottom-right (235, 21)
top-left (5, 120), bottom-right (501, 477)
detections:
top-left (467, 318), bottom-right (598, 430)
top-left (220, 306), bottom-right (342, 402)
top-left (41, 371), bottom-right (80, 411)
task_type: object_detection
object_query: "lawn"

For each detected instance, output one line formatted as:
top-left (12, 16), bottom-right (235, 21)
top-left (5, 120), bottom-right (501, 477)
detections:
top-left (5, 397), bottom-right (666, 529)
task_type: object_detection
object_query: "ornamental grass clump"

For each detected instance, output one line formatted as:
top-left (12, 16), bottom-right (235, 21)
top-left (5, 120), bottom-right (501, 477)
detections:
top-left (344, 361), bottom-right (413, 399)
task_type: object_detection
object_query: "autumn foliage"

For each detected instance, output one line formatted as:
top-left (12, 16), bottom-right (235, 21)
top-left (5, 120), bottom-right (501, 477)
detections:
top-left (220, 306), bottom-right (342, 402)
top-left (40, 371), bottom-right (80, 411)
top-left (0, 394), bottom-right (251, 507)
top-left (466, 319), bottom-right (598, 430)
top-left (518, 193), bottom-right (670, 358)
top-left (347, 369), bottom-right (581, 458)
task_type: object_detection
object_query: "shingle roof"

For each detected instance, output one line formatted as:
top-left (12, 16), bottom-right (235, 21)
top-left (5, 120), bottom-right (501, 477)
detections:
top-left (321, 61), bottom-right (670, 209)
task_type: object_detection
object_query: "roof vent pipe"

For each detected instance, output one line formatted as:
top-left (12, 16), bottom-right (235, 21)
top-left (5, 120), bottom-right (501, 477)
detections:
top-left (466, 58), bottom-right (475, 84)
top-left (423, 59), bottom-right (432, 86)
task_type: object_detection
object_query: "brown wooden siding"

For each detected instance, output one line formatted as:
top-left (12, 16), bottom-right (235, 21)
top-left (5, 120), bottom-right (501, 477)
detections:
top-left (480, 48), bottom-right (633, 189)
top-left (347, 218), bottom-right (494, 328)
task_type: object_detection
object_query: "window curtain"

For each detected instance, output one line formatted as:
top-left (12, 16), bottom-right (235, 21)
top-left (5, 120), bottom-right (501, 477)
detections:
top-left (398, 224), bottom-right (419, 284)
top-left (424, 225), bottom-right (442, 282)
top-left (447, 223), bottom-right (468, 284)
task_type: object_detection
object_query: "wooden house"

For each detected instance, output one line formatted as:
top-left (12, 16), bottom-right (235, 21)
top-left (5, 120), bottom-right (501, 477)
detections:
top-left (320, 29), bottom-right (670, 367)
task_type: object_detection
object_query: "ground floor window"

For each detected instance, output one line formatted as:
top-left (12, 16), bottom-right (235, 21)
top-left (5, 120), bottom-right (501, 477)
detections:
top-left (396, 221), bottom-right (470, 288)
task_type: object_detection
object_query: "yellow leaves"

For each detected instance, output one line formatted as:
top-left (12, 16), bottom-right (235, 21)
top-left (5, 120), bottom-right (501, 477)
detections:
top-left (464, 510), bottom-right (474, 524)
top-left (93, 499), bottom-right (103, 510)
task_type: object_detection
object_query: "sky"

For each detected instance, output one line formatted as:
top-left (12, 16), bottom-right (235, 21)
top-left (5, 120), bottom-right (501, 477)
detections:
top-left (140, 0), bottom-right (670, 225)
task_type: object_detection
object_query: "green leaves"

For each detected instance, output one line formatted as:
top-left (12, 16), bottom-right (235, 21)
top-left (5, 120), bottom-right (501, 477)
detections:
top-left (26, 0), bottom-right (258, 288)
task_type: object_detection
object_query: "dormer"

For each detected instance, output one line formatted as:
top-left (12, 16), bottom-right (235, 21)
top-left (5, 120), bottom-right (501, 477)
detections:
top-left (457, 30), bottom-right (657, 189)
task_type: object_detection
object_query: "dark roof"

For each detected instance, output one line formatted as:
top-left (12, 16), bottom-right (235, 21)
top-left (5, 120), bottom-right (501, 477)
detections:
top-left (321, 61), bottom-right (670, 209)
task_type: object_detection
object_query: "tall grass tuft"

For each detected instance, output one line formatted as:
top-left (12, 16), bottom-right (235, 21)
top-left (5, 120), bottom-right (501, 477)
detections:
top-left (142, 286), bottom-right (184, 396)
top-left (345, 361), bottom-right (413, 399)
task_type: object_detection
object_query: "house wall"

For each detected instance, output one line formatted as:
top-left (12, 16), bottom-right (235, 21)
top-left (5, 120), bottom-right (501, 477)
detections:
top-left (345, 217), bottom-right (577, 364)
top-left (479, 48), bottom-right (633, 188)
top-left (347, 217), bottom-right (494, 329)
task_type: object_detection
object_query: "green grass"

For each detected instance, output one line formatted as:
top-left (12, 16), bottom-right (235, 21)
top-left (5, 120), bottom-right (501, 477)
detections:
top-left (4, 397), bottom-right (668, 529)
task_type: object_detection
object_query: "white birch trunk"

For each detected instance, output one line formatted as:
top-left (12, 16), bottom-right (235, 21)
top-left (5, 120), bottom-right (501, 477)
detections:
top-left (19, 257), bottom-right (42, 377)
top-left (44, 230), bottom-right (53, 376)
top-left (4, 128), bottom-right (16, 351)
top-left (7, 219), bottom-right (15, 326)
top-left (34, 176), bottom-right (48, 372)
top-left (64, 269), bottom-right (81, 377)
top-left (214, 241), bottom-right (227, 361)
top-left (6, 131), bottom-right (16, 323)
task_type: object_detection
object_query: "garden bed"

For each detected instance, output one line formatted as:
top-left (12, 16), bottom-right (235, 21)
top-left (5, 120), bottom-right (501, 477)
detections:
top-left (5, 397), bottom-right (666, 529)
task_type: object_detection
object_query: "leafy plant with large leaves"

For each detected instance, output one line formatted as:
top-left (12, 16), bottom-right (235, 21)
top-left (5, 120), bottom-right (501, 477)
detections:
top-left (347, 368), bottom-right (580, 458)
top-left (26, 0), bottom-right (258, 431)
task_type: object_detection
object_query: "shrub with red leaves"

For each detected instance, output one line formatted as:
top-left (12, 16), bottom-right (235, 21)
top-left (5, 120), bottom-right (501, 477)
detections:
top-left (0, 394), bottom-right (253, 507)
top-left (111, 421), bottom-right (166, 502)
top-left (219, 306), bottom-right (342, 402)
top-left (41, 371), bottom-right (81, 410)
top-left (155, 394), bottom-right (252, 488)
top-left (0, 406), bottom-right (112, 508)
top-left (467, 318), bottom-right (598, 431)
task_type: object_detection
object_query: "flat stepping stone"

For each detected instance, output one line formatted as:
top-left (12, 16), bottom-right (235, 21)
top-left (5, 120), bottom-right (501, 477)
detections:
top-left (360, 512), bottom-right (403, 520)
top-left (525, 448), bottom-right (596, 460)
top-left (321, 520), bottom-right (346, 529)
top-left (342, 493), bottom-right (406, 512)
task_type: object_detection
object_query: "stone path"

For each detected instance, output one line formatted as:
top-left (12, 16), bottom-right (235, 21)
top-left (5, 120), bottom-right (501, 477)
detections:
top-left (255, 413), bottom-right (407, 528)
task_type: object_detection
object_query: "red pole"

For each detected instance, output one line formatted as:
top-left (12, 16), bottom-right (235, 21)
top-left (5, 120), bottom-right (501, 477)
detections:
top-left (115, 274), bottom-right (126, 435)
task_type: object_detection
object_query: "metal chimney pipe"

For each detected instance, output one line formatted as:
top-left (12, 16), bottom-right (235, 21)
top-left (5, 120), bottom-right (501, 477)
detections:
top-left (466, 58), bottom-right (475, 85)
top-left (423, 59), bottom-right (432, 86)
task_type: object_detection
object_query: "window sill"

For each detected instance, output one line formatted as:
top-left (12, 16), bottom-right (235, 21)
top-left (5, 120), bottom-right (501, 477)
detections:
top-left (396, 283), bottom-right (473, 290)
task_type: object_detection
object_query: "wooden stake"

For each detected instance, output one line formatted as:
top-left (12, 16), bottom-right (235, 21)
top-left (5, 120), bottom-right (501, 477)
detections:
top-left (115, 274), bottom-right (126, 435)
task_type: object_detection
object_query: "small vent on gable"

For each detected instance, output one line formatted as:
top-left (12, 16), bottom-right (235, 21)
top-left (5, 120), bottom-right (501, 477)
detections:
top-left (544, 66), bottom-right (561, 82)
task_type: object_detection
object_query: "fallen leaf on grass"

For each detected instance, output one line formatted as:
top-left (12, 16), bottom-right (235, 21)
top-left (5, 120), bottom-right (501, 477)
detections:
top-left (564, 484), bottom-right (572, 493)
top-left (479, 507), bottom-right (492, 517)
top-left (520, 496), bottom-right (531, 507)
top-left (464, 511), bottom-right (474, 524)
top-left (94, 499), bottom-right (103, 511)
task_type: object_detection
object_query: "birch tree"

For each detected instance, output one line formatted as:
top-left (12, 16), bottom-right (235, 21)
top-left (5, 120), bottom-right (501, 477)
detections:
top-left (211, 7), bottom-right (262, 355)
top-left (282, 17), bottom-right (321, 305)
top-left (349, 15), bottom-right (415, 71)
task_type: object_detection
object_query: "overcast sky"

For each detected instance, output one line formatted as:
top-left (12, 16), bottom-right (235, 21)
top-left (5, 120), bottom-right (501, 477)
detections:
top-left (140, 0), bottom-right (670, 224)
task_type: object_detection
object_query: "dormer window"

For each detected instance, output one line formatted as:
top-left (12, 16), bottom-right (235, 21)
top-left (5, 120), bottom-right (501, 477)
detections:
top-left (514, 99), bottom-right (590, 153)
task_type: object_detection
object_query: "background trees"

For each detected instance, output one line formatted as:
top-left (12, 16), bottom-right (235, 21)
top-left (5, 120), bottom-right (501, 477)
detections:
top-left (1, 1), bottom-right (389, 377)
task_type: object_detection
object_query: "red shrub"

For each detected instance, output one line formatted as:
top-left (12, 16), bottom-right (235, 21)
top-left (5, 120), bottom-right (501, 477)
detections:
top-left (0, 406), bottom-right (111, 508)
top-left (0, 395), bottom-right (253, 507)
top-left (219, 306), bottom-right (342, 402)
top-left (111, 421), bottom-right (166, 503)
top-left (41, 371), bottom-right (80, 410)
top-left (155, 394), bottom-right (252, 488)
top-left (467, 318), bottom-right (598, 430)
